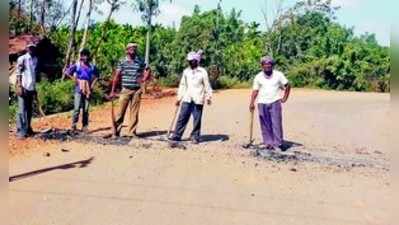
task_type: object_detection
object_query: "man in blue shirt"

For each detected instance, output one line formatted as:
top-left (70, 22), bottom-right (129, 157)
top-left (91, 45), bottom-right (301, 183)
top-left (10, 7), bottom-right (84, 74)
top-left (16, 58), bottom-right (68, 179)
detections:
top-left (65, 49), bottom-right (99, 133)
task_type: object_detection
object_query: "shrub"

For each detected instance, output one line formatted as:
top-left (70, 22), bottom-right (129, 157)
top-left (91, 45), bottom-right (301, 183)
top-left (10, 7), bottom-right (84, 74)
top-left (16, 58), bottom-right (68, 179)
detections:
top-left (157, 74), bottom-right (180, 87)
top-left (215, 76), bottom-right (251, 89)
top-left (9, 103), bottom-right (17, 124)
top-left (37, 80), bottom-right (105, 115)
top-left (37, 80), bottom-right (75, 115)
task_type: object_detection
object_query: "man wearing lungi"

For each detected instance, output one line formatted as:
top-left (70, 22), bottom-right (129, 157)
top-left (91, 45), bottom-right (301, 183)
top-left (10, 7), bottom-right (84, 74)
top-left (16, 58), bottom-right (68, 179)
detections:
top-left (249, 56), bottom-right (291, 151)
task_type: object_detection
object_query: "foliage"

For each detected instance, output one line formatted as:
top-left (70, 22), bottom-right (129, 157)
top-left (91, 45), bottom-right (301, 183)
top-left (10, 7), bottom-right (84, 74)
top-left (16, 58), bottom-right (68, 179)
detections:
top-left (215, 76), bottom-right (251, 89)
top-left (8, 0), bottom-right (391, 120)
top-left (9, 103), bottom-right (18, 124)
top-left (157, 74), bottom-right (180, 87)
top-left (36, 80), bottom-right (104, 115)
top-left (45, 3), bottom-right (389, 93)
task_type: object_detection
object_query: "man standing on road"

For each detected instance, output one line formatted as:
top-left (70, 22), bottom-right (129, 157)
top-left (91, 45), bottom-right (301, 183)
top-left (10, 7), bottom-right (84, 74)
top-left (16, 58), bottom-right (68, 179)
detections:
top-left (249, 56), bottom-right (291, 151)
top-left (65, 49), bottom-right (100, 133)
top-left (109, 43), bottom-right (150, 138)
top-left (168, 51), bottom-right (213, 144)
top-left (15, 43), bottom-right (39, 139)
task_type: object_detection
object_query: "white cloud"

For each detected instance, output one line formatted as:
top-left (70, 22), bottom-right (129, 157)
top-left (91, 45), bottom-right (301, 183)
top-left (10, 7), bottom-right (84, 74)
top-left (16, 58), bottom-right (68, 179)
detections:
top-left (154, 3), bottom-right (191, 27)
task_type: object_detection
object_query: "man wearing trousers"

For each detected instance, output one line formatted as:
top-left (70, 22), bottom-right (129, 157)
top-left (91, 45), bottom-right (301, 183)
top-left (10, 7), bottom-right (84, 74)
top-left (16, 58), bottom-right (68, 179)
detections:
top-left (65, 49), bottom-right (99, 133)
top-left (15, 43), bottom-right (38, 139)
top-left (109, 43), bottom-right (149, 138)
top-left (169, 51), bottom-right (213, 144)
top-left (249, 56), bottom-right (291, 151)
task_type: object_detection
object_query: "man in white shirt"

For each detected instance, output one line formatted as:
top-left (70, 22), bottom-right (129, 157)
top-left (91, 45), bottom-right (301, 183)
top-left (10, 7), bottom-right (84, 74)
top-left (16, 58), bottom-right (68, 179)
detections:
top-left (15, 43), bottom-right (39, 139)
top-left (249, 56), bottom-right (291, 151)
top-left (169, 51), bottom-right (213, 144)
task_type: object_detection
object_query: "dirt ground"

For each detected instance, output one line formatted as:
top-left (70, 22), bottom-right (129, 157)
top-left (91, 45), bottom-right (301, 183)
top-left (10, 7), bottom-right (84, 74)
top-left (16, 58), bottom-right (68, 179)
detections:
top-left (9, 89), bottom-right (390, 225)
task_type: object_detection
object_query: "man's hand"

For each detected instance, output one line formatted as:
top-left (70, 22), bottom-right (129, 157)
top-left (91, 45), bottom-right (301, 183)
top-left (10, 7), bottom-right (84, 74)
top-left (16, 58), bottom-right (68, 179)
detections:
top-left (281, 84), bottom-right (291, 104)
top-left (207, 99), bottom-right (212, 105)
top-left (249, 103), bottom-right (255, 112)
top-left (16, 84), bottom-right (23, 97)
top-left (175, 100), bottom-right (180, 107)
top-left (109, 91), bottom-right (116, 99)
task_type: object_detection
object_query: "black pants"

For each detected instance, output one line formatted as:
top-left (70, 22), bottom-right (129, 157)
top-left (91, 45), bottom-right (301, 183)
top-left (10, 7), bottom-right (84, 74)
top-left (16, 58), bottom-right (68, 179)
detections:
top-left (173, 101), bottom-right (203, 140)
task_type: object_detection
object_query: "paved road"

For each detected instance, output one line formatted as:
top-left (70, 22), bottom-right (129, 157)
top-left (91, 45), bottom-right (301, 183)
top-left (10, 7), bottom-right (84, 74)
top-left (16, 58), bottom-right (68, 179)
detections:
top-left (9, 89), bottom-right (390, 225)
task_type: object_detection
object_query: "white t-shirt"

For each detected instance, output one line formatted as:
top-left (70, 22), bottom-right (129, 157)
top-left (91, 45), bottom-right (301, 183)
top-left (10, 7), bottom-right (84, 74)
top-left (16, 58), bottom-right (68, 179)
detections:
top-left (16, 53), bottom-right (38, 91)
top-left (177, 66), bottom-right (213, 105)
top-left (252, 70), bottom-right (289, 104)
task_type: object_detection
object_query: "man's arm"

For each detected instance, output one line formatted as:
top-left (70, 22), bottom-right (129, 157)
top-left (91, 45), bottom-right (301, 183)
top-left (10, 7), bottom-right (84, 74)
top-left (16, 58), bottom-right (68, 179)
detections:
top-left (281, 84), bottom-right (291, 103)
top-left (203, 70), bottom-right (213, 105)
top-left (90, 67), bottom-right (100, 90)
top-left (15, 57), bottom-right (24, 96)
top-left (176, 72), bottom-right (187, 106)
top-left (64, 64), bottom-right (77, 82)
top-left (90, 77), bottom-right (98, 90)
top-left (249, 90), bottom-right (259, 112)
top-left (141, 67), bottom-right (151, 83)
top-left (110, 69), bottom-right (121, 97)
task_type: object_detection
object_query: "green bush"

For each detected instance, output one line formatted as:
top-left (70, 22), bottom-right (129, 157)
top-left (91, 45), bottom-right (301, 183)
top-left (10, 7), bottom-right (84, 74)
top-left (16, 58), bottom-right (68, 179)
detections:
top-left (157, 74), bottom-right (180, 87)
top-left (37, 80), bottom-right (105, 115)
top-left (215, 76), bottom-right (251, 89)
top-left (44, 5), bottom-right (389, 93)
top-left (37, 80), bottom-right (75, 115)
top-left (9, 103), bottom-right (17, 124)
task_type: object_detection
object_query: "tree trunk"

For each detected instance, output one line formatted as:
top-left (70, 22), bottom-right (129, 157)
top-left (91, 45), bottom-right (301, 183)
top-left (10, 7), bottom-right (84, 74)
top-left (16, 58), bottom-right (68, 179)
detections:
top-left (29, 0), bottom-right (34, 32)
top-left (72, 0), bottom-right (86, 59)
top-left (16, 0), bottom-right (22, 34)
top-left (62, 0), bottom-right (79, 79)
top-left (79, 0), bottom-right (93, 52)
top-left (75, 0), bottom-right (85, 28)
top-left (93, 1), bottom-right (117, 62)
top-left (40, 0), bottom-right (46, 33)
top-left (145, 28), bottom-right (151, 65)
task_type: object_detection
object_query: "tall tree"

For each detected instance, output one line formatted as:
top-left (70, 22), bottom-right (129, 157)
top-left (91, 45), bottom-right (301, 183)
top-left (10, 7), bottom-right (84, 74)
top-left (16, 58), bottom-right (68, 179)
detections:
top-left (134, 0), bottom-right (172, 66)
top-left (16, 0), bottom-right (23, 34)
top-left (29, 0), bottom-right (34, 32)
top-left (261, 0), bottom-right (286, 57)
top-left (79, 0), bottom-right (94, 52)
top-left (93, 0), bottom-right (124, 62)
top-left (71, 0), bottom-right (86, 59)
top-left (39, 0), bottom-right (48, 33)
top-left (62, 0), bottom-right (79, 79)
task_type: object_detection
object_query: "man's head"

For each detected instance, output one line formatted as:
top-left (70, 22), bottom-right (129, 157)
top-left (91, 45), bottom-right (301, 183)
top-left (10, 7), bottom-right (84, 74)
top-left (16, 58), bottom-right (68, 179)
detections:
top-left (126, 43), bottom-right (138, 57)
top-left (80, 48), bottom-right (91, 63)
top-left (260, 56), bottom-right (274, 76)
top-left (187, 51), bottom-right (200, 69)
top-left (27, 43), bottom-right (36, 56)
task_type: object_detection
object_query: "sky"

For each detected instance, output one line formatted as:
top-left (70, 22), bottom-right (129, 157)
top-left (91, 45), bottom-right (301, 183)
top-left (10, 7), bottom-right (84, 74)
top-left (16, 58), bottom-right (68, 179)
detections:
top-left (84, 0), bottom-right (395, 46)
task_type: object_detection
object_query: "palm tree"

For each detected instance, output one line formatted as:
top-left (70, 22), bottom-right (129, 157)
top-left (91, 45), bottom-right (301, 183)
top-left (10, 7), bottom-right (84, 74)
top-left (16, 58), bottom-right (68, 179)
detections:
top-left (134, 0), bottom-right (172, 66)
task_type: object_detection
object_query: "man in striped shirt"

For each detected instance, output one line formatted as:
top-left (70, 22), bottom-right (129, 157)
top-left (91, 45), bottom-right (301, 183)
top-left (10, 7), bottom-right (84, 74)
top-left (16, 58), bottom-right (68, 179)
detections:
top-left (109, 43), bottom-right (150, 137)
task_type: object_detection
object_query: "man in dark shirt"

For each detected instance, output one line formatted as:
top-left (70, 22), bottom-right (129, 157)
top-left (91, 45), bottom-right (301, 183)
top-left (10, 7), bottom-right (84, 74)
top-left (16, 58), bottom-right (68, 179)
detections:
top-left (109, 43), bottom-right (150, 137)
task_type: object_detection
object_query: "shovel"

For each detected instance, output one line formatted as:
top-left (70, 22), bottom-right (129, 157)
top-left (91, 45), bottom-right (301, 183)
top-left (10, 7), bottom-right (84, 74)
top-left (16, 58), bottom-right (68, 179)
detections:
top-left (242, 110), bottom-right (255, 149)
top-left (167, 104), bottom-right (180, 139)
top-left (102, 94), bottom-right (118, 138)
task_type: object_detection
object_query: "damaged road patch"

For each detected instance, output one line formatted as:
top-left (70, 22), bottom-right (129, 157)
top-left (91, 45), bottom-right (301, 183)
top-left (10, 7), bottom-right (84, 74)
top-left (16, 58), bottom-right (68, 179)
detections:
top-left (251, 148), bottom-right (388, 171)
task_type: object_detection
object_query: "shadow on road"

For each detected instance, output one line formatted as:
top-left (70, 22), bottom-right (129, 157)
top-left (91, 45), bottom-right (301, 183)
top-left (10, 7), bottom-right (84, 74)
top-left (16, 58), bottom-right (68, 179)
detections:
top-left (138, 130), bottom-right (168, 138)
top-left (281, 140), bottom-right (304, 151)
top-left (9, 157), bottom-right (95, 182)
top-left (247, 140), bottom-right (303, 151)
top-left (200, 134), bottom-right (230, 143)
